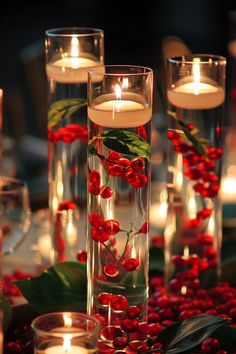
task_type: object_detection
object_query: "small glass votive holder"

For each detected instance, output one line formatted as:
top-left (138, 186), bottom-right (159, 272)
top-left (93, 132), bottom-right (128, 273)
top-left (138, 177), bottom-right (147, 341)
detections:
top-left (31, 312), bottom-right (101, 353)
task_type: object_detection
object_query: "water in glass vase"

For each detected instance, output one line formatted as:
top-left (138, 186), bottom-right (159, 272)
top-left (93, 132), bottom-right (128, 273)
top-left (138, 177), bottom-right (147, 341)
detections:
top-left (47, 79), bottom-right (88, 262)
top-left (87, 109), bottom-right (151, 352)
top-left (165, 101), bottom-right (223, 294)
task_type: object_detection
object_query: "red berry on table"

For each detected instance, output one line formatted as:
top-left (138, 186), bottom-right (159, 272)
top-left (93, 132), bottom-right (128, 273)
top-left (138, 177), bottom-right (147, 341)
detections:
top-left (100, 186), bottom-right (113, 199)
top-left (148, 323), bottom-right (163, 336)
top-left (201, 337), bottom-right (220, 353)
top-left (130, 157), bottom-right (145, 171)
top-left (113, 336), bottom-right (128, 349)
top-left (178, 310), bottom-right (194, 321)
top-left (89, 212), bottom-right (104, 227)
top-left (103, 220), bottom-right (120, 235)
top-left (4, 342), bottom-right (24, 354)
top-left (126, 306), bottom-right (141, 319)
top-left (229, 307), bottom-right (236, 321)
top-left (122, 258), bottom-right (139, 271)
top-left (121, 318), bottom-right (139, 332)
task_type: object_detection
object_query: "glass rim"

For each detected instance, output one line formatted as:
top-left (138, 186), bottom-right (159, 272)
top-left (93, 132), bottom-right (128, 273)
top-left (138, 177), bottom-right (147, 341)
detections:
top-left (31, 312), bottom-right (101, 338)
top-left (168, 54), bottom-right (226, 65)
top-left (88, 64), bottom-right (153, 77)
top-left (45, 27), bottom-right (104, 38)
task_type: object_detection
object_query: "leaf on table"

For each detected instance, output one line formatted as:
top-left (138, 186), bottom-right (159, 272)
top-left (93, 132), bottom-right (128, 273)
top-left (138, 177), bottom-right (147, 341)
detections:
top-left (102, 129), bottom-right (151, 161)
top-left (15, 261), bottom-right (87, 314)
top-left (167, 110), bottom-right (207, 157)
top-left (157, 315), bottom-right (227, 354)
top-left (48, 98), bottom-right (87, 128)
top-left (212, 324), bottom-right (236, 350)
top-left (0, 294), bottom-right (12, 333)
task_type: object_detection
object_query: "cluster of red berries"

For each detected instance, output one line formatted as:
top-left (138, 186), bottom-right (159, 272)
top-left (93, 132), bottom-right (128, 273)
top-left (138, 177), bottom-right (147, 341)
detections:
top-left (88, 151), bottom-right (148, 199)
top-left (2, 271), bottom-right (33, 304)
top-left (48, 124), bottom-right (88, 144)
top-left (88, 212), bottom-right (144, 275)
top-left (167, 127), bottom-right (222, 199)
top-left (3, 271), bottom-right (236, 353)
top-left (169, 206), bottom-right (220, 294)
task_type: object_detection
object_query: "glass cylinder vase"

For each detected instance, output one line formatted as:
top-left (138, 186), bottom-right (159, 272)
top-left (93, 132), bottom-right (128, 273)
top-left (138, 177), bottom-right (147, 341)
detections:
top-left (87, 65), bottom-right (153, 352)
top-left (165, 55), bottom-right (226, 295)
top-left (45, 28), bottom-right (104, 263)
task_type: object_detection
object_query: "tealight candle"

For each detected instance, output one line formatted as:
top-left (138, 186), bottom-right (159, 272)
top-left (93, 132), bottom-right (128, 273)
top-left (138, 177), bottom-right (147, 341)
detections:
top-left (46, 36), bottom-right (103, 83)
top-left (44, 344), bottom-right (90, 354)
top-left (167, 58), bottom-right (225, 109)
top-left (88, 85), bottom-right (152, 128)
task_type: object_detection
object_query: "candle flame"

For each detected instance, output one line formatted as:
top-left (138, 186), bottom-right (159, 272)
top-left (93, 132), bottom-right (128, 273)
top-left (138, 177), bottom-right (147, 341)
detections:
top-left (63, 313), bottom-right (72, 327)
top-left (71, 36), bottom-right (79, 57)
top-left (71, 36), bottom-right (80, 69)
top-left (122, 78), bottom-right (129, 89)
top-left (63, 334), bottom-right (72, 353)
top-left (192, 57), bottom-right (201, 95)
top-left (115, 84), bottom-right (122, 100)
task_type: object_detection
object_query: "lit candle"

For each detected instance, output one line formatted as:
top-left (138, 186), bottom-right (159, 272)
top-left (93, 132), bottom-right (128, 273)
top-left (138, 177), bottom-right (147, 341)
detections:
top-left (88, 83), bottom-right (152, 128)
top-left (46, 36), bottom-right (103, 83)
top-left (44, 344), bottom-right (89, 354)
top-left (150, 202), bottom-right (167, 229)
top-left (221, 175), bottom-right (236, 203)
top-left (167, 58), bottom-right (225, 109)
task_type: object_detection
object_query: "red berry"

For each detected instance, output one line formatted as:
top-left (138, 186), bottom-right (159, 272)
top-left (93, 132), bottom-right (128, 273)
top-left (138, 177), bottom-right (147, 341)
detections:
top-left (201, 337), bottom-right (219, 353)
top-left (89, 212), bottom-right (104, 227)
top-left (88, 184), bottom-right (100, 195)
top-left (110, 295), bottom-right (128, 311)
top-left (184, 168), bottom-right (202, 180)
top-left (148, 323), bottom-right (163, 336)
top-left (179, 310), bottom-right (194, 320)
top-left (122, 258), bottom-right (139, 271)
top-left (76, 250), bottom-right (87, 263)
top-left (104, 264), bottom-right (120, 277)
top-left (121, 318), bottom-right (139, 332)
top-left (91, 227), bottom-right (110, 242)
top-left (108, 164), bottom-right (122, 176)
top-left (107, 150), bottom-right (121, 162)
top-left (132, 174), bottom-right (148, 188)
top-left (130, 157), bottom-right (145, 171)
top-left (88, 169), bottom-right (101, 185)
top-left (126, 305), bottom-right (141, 319)
top-left (97, 292), bottom-right (112, 306)
top-left (204, 247), bottom-right (217, 259)
top-left (139, 221), bottom-right (150, 233)
top-left (100, 186), bottom-right (113, 199)
top-left (167, 130), bottom-right (181, 142)
top-left (103, 220), bottom-right (120, 235)
top-left (118, 158), bottom-right (130, 167)
top-left (197, 208), bottom-right (212, 219)
top-left (113, 336), bottom-right (128, 349)
top-left (172, 255), bottom-right (187, 267)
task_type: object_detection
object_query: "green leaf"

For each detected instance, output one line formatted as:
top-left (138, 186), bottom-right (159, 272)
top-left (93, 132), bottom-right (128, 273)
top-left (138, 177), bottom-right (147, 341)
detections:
top-left (102, 129), bottom-right (151, 161)
top-left (15, 261), bottom-right (87, 314)
top-left (167, 110), bottom-right (207, 157)
top-left (157, 315), bottom-right (227, 354)
top-left (48, 98), bottom-right (87, 128)
top-left (0, 294), bottom-right (12, 333)
top-left (212, 325), bottom-right (236, 350)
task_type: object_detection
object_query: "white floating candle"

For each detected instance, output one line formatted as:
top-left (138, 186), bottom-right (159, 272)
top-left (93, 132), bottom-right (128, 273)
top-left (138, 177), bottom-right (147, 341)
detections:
top-left (167, 58), bottom-right (225, 109)
top-left (88, 86), bottom-right (151, 128)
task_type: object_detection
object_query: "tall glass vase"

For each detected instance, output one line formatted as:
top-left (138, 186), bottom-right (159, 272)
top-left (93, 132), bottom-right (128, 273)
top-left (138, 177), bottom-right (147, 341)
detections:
top-left (87, 66), bottom-right (153, 353)
top-left (165, 55), bottom-right (226, 294)
top-left (45, 28), bottom-right (104, 263)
